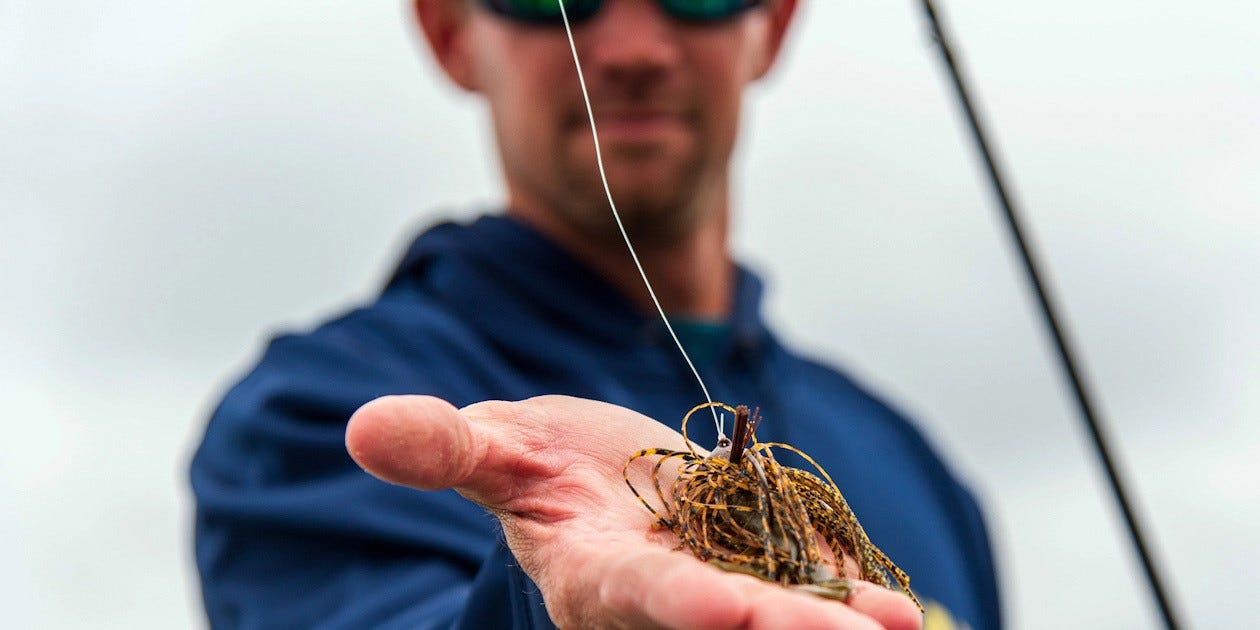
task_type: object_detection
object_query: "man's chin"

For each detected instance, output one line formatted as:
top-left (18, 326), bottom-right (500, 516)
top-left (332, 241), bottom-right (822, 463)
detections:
top-left (572, 129), bottom-right (698, 175)
top-left (556, 148), bottom-right (710, 244)
top-left (573, 190), bottom-right (706, 247)
top-left (605, 158), bottom-right (702, 201)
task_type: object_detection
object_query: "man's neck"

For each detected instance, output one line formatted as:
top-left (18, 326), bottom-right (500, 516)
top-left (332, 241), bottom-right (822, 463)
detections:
top-left (507, 198), bottom-right (733, 320)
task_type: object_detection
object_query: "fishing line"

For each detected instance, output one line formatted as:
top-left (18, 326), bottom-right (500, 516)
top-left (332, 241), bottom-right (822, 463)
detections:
top-left (555, 0), bottom-right (723, 435)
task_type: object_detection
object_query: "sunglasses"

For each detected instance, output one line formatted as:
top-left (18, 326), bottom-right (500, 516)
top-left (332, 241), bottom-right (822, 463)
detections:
top-left (479, 0), bottom-right (764, 25)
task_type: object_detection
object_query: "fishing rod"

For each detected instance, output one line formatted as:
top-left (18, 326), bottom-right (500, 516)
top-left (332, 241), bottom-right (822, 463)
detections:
top-left (916, 2), bottom-right (1184, 628)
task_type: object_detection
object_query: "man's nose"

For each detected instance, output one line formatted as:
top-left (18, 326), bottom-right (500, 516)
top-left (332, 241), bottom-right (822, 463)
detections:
top-left (579, 0), bottom-right (682, 83)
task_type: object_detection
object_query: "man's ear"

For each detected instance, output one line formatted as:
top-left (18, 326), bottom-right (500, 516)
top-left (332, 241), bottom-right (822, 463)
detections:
top-left (751, 0), bottom-right (799, 80)
top-left (413, 0), bottom-right (479, 92)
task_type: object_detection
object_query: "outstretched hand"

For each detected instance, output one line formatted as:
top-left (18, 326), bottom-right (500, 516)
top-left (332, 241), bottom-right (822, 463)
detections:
top-left (346, 395), bottom-right (922, 630)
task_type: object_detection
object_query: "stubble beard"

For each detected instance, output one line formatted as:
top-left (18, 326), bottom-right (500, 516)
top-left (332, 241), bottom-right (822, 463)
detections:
top-left (548, 141), bottom-right (718, 249)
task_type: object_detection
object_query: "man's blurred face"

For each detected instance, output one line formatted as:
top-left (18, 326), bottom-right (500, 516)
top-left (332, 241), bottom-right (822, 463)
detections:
top-left (461, 0), bottom-right (785, 245)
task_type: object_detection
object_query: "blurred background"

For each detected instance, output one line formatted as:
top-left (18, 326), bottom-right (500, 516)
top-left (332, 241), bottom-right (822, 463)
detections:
top-left (2, 0), bottom-right (1256, 627)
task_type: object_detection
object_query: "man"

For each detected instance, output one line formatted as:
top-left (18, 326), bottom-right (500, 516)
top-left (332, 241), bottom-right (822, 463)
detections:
top-left (191, 1), bottom-right (1001, 628)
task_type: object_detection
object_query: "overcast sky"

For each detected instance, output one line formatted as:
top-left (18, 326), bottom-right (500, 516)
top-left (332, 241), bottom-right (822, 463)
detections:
top-left (2, 0), bottom-right (1256, 628)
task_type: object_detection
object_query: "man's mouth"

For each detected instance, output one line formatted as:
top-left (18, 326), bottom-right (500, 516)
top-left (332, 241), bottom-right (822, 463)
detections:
top-left (587, 108), bottom-right (690, 142)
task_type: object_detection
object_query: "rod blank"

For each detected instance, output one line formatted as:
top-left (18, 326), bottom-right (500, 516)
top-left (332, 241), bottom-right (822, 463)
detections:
top-left (916, 2), bottom-right (1184, 628)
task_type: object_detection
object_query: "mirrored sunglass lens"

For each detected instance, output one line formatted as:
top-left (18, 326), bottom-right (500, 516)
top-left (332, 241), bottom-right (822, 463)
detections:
top-left (491, 0), bottom-right (601, 21)
top-left (659, 0), bottom-right (758, 21)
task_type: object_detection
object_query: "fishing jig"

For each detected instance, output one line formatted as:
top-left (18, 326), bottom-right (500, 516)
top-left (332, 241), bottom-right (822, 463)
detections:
top-left (624, 402), bottom-right (922, 610)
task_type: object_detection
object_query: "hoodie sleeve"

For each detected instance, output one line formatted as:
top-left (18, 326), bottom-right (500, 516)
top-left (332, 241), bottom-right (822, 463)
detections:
top-left (189, 321), bottom-right (537, 629)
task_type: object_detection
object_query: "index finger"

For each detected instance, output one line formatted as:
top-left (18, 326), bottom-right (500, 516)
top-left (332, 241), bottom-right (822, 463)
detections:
top-left (594, 547), bottom-right (922, 630)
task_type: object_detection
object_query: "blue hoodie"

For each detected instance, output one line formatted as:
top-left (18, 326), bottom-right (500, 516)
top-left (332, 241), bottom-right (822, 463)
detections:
top-left (191, 215), bottom-right (1001, 629)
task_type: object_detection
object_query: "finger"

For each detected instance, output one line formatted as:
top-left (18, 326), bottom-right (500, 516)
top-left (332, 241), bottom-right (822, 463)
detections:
top-left (346, 395), bottom-right (486, 492)
top-left (594, 547), bottom-right (918, 630)
top-left (466, 395), bottom-right (694, 465)
top-left (346, 394), bottom-right (660, 511)
top-left (842, 581), bottom-right (923, 630)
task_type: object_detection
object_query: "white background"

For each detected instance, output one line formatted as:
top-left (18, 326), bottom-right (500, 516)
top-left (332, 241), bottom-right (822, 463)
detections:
top-left (2, 0), bottom-right (1256, 628)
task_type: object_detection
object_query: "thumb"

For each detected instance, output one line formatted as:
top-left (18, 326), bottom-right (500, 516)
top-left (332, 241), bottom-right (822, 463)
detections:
top-left (346, 394), bottom-right (697, 511)
top-left (346, 395), bottom-right (487, 492)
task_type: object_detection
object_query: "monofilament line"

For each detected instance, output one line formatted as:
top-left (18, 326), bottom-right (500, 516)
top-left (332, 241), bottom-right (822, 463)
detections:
top-left (555, 0), bottom-right (722, 436)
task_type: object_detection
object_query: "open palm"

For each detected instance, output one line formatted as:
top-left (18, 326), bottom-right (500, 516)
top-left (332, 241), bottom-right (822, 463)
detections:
top-left (346, 395), bottom-right (922, 630)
